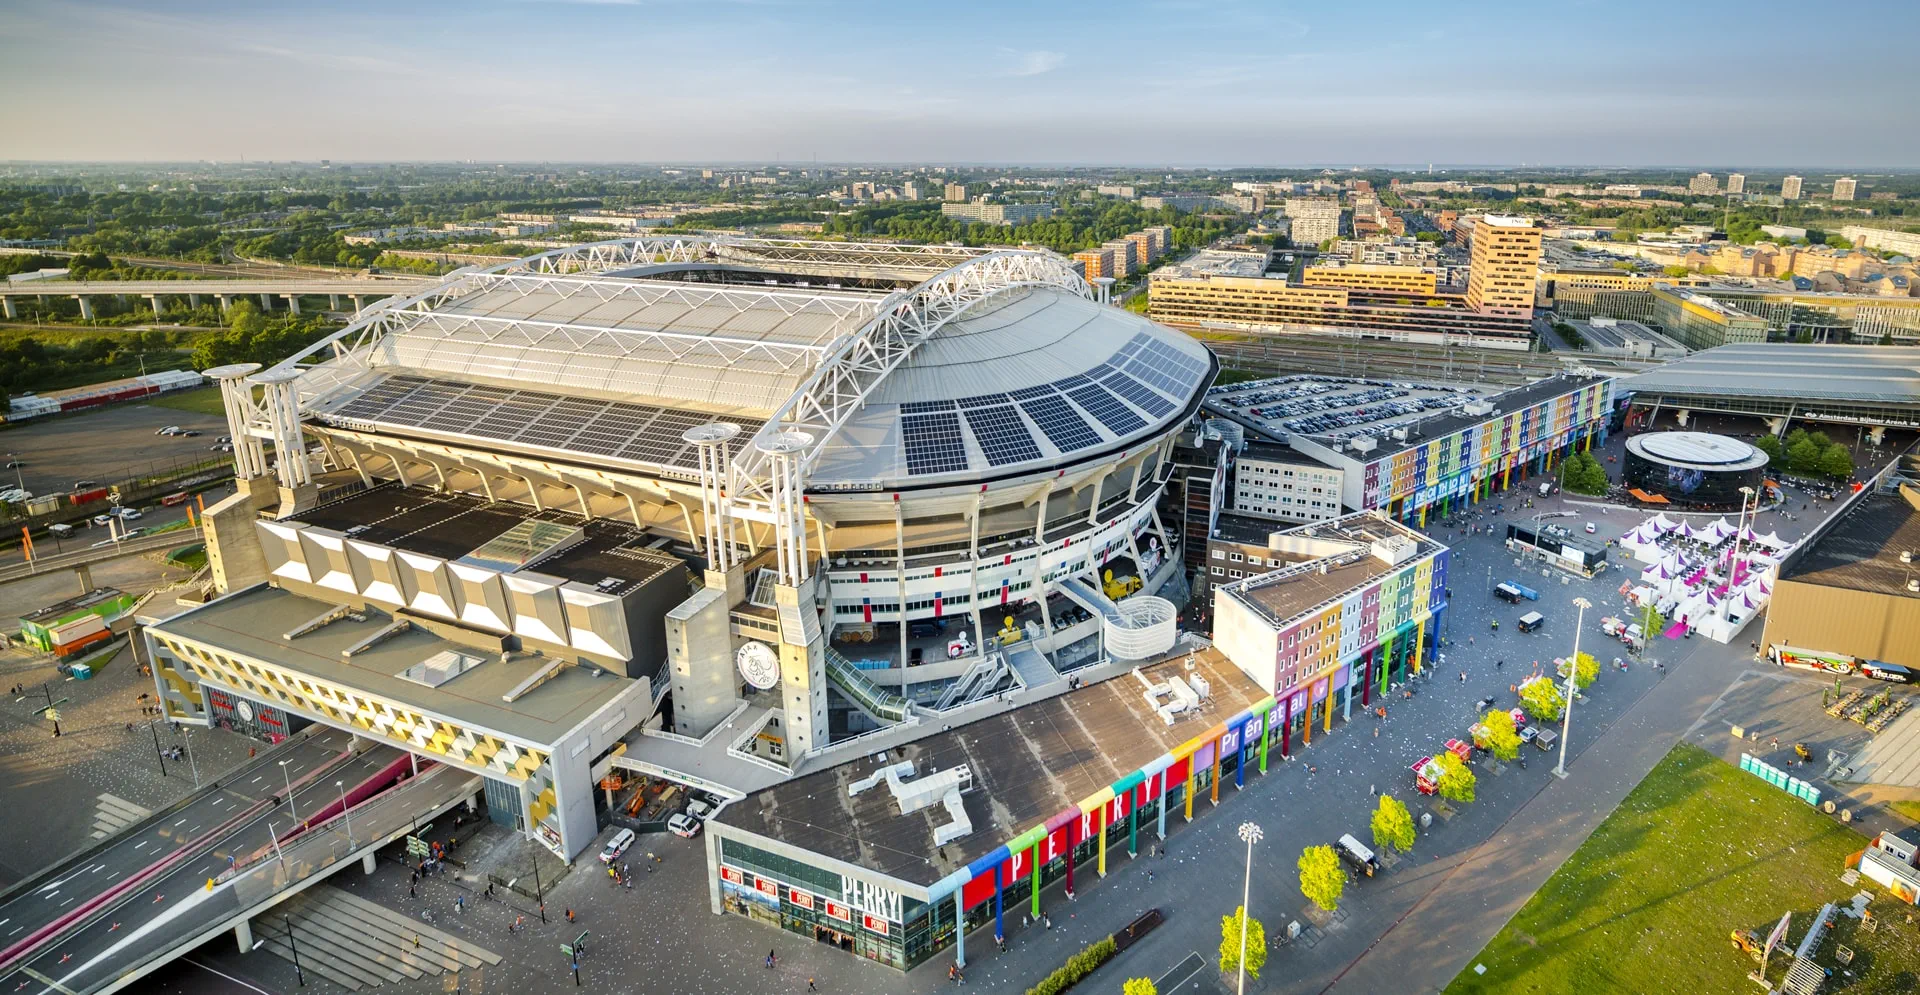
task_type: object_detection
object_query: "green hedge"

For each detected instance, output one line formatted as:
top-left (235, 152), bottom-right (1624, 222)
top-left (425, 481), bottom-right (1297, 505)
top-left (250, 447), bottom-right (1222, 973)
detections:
top-left (1026, 936), bottom-right (1118, 995)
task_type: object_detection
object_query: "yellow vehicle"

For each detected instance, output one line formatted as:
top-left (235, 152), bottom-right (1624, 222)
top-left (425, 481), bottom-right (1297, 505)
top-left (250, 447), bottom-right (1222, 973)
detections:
top-left (997, 615), bottom-right (1023, 644)
top-left (1103, 569), bottom-right (1141, 601)
top-left (1730, 928), bottom-right (1764, 962)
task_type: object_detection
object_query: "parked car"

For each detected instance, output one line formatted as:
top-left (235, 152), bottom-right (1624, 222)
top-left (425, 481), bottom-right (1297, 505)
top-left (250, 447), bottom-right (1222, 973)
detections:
top-left (686, 797), bottom-right (718, 822)
top-left (91, 514), bottom-right (114, 526)
top-left (3, 459), bottom-right (24, 469)
top-left (599, 827), bottom-right (636, 863)
top-left (180, 430), bottom-right (200, 437)
top-left (71, 480), bottom-right (97, 490)
top-left (1584, 522), bottom-right (1597, 534)
top-left (156, 426), bottom-right (182, 436)
top-left (47, 523), bottom-right (74, 538)
top-left (667, 813), bottom-right (702, 839)
top-left (111, 507), bottom-right (142, 520)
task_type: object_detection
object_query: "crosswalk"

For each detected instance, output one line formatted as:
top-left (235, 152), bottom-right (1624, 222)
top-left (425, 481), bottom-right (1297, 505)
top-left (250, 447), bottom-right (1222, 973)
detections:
top-left (251, 885), bottom-right (501, 991)
top-left (91, 794), bottom-right (151, 840)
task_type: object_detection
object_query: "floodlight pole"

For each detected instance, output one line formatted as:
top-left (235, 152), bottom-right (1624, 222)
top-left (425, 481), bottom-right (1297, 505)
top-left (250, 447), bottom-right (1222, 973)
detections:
top-left (1556, 597), bottom-right (1591, 778)
top-left (1235, 821), bottom-right (1262, 995)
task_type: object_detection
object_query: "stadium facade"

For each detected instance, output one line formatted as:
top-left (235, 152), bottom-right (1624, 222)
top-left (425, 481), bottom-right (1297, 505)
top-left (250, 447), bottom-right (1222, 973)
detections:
top-left (148, 236), bottom-right (1215, 860)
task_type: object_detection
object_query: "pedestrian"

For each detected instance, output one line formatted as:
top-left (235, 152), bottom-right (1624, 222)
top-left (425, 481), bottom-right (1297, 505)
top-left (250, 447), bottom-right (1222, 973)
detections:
top-left (247, 746), bottom-right (256, 758)
top-left (995, 933), bottom-right (1005, 952)
top-left (1043, 914), bottom-right (1051, 930)
top-left (809, 980), bottom-right (818, 992)
top-left (950, 964), bottom-right (959, 984)
top-left (566, 908), bottom-right (575, 923)
top-left (766, 950), bottom-right (777, 969)
top-left (413, 934), bottom-right (420, 949)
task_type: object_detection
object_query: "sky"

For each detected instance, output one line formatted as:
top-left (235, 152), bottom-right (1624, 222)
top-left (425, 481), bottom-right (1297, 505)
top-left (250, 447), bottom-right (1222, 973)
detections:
top-left (2, 0), bottom-right (1916, 167)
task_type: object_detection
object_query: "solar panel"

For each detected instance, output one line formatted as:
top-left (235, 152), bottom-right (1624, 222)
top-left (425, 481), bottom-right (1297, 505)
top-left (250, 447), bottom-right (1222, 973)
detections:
top-left (901, 412), bottom-right (969, 475)
top-left (956, 393), bottom-right (1012, 409)
top-left (1066, 384), bottom-right (1146, 436)
top-left (1053, 373), bottom-right (1093, 391)
top-left (1008, 384), bottom-right (1058, 401)
top-left (900, 400), bottom-right (957, 414)
top-left (326, 374), bottom-right (764, 470)
top-left (1018, 394), bottom-right (1101, 453)
top-left (1100, 370), bottom-right (1177, 417)
top-left (962, 405), bottom-right (1042, 466)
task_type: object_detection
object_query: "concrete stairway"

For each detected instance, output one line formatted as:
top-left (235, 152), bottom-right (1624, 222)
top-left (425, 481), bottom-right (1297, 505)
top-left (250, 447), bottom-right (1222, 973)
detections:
top-left (250, 885), bottom-right (500, 990)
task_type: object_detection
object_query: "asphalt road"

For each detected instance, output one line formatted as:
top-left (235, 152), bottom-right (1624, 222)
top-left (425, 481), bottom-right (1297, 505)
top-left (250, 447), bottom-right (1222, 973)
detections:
top-left (0, 729), bottom-right (351, 959)
top-left (2, 740), bottom-right (404, 995)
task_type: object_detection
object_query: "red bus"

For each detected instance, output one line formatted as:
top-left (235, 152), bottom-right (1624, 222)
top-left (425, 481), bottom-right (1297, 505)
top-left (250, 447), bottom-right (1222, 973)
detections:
top-left (160, 491), bottom-right (191, 507)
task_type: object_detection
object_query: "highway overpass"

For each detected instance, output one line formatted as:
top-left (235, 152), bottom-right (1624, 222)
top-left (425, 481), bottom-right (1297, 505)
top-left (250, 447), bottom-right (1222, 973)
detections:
top-left (0, 528), bottom-right (203, 591)
top-left (0, 279), bottom-right (436, 320)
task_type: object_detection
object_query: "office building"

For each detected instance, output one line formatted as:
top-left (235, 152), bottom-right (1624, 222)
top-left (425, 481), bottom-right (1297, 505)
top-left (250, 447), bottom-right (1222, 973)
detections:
top-left (1212, 512), bottom-right (1448, 744)
top-left (1097, 184), bottom-right (1137, 198)
top-left (1149, 275), bottom-right (1533, 350)
top-left (939, 201), bottom-right (1055, 225)
top-left (1300, 263), bottom-right (1438, 295)
top-left (1535, 267), bottom-right (1659, 322)
top-left (1203, 373), bottom-right (1614, 527)
top-left (1283, 199), bottom-right (1343, 246)
top-left (1650, 286), bottom-right (1772, 350)
top-left (1835, 177), bottom-right (1859, 202)
top-left (944, 183), bottom-right (968, 202)
top-left (1464, 215), bottom-right (1544, 316)
top-left (1726, 173), bottom-right (1746, 195)
top-left (1689, 173), bottom-right (1720, 195)
top-left (1227, 442), bottom-right (1344, 524)
top-left (1843, 226), bottom-right (1920, 258)
top-left (1140, 194), bottom-right (1211, 212)
top-left (1781, 176), bottom-right (1804, 200)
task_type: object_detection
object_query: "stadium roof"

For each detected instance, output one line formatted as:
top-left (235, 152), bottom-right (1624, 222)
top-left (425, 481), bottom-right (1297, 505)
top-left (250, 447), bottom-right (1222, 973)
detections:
top-left (281, 235), bottom-right (1213, 492)
top-left (1625, 343), bottom-right (1920, 407)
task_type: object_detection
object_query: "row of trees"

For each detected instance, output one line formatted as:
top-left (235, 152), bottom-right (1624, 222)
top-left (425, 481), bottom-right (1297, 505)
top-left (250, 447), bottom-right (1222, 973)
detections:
top-left (1755, 429), bottom-right (1853, 480)
top-left (805, 201), bottom-right (1244, 254)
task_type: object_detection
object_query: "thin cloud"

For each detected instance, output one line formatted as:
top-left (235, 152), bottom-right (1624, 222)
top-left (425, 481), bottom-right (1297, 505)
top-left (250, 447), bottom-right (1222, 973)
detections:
top-left (1001, 49), bottom-right (1065, 77)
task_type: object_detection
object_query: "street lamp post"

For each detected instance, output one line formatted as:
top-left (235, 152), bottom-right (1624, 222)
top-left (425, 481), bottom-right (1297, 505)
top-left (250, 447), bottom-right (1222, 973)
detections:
top-left (1235, 821), bottom-right (1263, 995)
top-left (280, 759), bottom-right (298, 822)
top-left (1723, 485), bottom-right (1756, 626)
top-left (150, 719), bottom-right (168, 777)
top-left (284, 914), bottom-right (306, 987)
top-left (181, 722), bottom-right (200, 786)
top-left (336, 781), bottom-right (352, 846)
top-left (1556, 597), bottom-right (1591, 778)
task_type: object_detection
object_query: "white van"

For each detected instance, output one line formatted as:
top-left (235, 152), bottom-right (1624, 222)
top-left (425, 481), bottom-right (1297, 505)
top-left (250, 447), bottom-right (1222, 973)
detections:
top-left (47, 523), bottom-right (75, 538)
top-left (1336, 834), bottom-right (1380, 876)
top-left (1517, 612), bottom-right (1545, 633)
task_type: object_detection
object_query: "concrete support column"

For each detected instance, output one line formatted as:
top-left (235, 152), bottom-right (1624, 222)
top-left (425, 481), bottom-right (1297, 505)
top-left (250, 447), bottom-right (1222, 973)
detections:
top-left (1, 298), bottom-right (14, 320)
top-left (1029, 841), bottom-right (1042, 918)
top-left (1234, 730), bottom-right (1246, 789)
top-left (1096, 806), bottom-right (1108, 877)
top-left (1156, 778), bottom-right (1168, 838)
top-left (1323, 675), bottom-right (1335, 732)
top-left (283, 295), bottom-right (301, 315)
top-left (362, 852), bottom-right (376, 874)
top-left (234, 919), bottom-right (252, 953)
top-left (1279, 694), bottom-right (1291, 758)
top-left (75, 563), bottom-right (94, 594)
top-left (1182, 759), bottom-right (1196, 822)
top-left (1126, 799), bottom-right (1138, 857)
top-left (329, 294), bottom-right (341, 311)
top-left (992, 862), bottom-right (1004, 943)
top-left (148, 295), bottom-right (163, 317)
top-left (1344, 664), bottom-right (1354, 721)
top-left (1871, 425), bottom-right (1888, 446)
top-left (1258, 710), bottom-right (1270, 774)
top-left (74, 296), bottom-right (94, 320)
top-left (258, 293), bottom-right (273, 311)
top-left (1412, 618), bottom-right (1426, 675)
top-left (352, 295), bottom-right (367, 313)
top-left (1066, 817), bottom-right (1078, 895)
top-left (215, 294), bottom-right (232, 312)
top-left (953, 892), bottom-right (966, 968)
top-left (1209, 735), bottom-right (1222, 804)
top-left (189, 294), bottom-right (202, 309)
top-left (1362, 647), bottom-right (1373, 707)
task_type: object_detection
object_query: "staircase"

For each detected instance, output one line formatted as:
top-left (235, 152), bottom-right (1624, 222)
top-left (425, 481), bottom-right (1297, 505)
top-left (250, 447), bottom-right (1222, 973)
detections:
top-left (250, 885), bottom-right (501, 991)
top-left (1007, 642), bottom-right (1063, 690)
top-left (824, 647), bottom-right (913, 723)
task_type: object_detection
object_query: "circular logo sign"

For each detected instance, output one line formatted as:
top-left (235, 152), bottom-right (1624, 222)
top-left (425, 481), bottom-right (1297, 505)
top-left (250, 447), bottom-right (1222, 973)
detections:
top-left (735, 641), bottom-right (780, 691)
top-left (235, 699), bottom-right (254, 722)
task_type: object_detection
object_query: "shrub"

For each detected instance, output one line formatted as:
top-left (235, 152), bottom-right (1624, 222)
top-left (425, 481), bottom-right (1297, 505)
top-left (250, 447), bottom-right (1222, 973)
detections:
top-left (1025, 936), bottom-right (1117, 995)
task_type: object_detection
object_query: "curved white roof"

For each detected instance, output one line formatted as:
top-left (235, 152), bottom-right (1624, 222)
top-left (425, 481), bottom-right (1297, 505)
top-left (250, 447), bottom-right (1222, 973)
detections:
top-left (283, 236), bottom-right (1212, 489)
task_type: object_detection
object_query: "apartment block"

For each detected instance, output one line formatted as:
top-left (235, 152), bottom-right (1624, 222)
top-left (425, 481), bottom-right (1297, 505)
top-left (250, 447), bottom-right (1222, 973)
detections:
top-left (943, 182), bottom-right (968, 202)
top-left (939, 201), bottom-right (1054, 225)
top-left (1229, 443), bottom-right (1345, 524)
top-left (1834, 177), bottom-right (1859, 202)
top-left (1689, 172), bottom-right (1719, 195)
top-left (1726, 173), bottom-right (1746, 195)
top-left (1781, 176), bottom-right (1804, 200)
top-left (1072, 248), bottom-right (1118, 281)
top-left (1283, 199), bottom-right (1343, 246)
top-left (1101, 240), bottom-right (1140, 276)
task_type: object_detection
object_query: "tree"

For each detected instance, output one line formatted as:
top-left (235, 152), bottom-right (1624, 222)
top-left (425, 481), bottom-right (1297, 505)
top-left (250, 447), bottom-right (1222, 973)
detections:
top-left (1219, 906), bottom-right (1269, 980)
top-left (1478, 708), bottom-right (1523, 762)
top-left (1559, 651), bottom-right (1600, 690)
top-left (1819, 444), bottom-right (1854, 480)
top-left (1371, 794), bottom-right (1416, 854)
top-left (1434, 751), bottom-right (1477, 803)
top-left (1786, 438), bottom-right (1822, 474)
top-left (1662, 265), bottom-right (1690, 277)
top-left (1754, 433), bottom-right (1784, 463)
top-left (1519, 676), bottom-right (1565, 722)
top-left (1124, 979), bottom-right (1159, 995)
top-left (1559, 451), bottom-right (1609, 496)
top-left (1297, 845), bottom-right (1345, 912)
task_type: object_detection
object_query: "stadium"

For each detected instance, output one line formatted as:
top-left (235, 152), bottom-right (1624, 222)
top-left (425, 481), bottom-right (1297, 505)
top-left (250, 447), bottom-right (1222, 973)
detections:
top-left (152, 235), bottom-right (1213, 859)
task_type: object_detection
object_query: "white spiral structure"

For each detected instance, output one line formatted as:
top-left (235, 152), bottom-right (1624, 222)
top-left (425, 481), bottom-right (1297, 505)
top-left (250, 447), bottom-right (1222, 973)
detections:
top-left (1104, 595), bottom-right (1178, 661)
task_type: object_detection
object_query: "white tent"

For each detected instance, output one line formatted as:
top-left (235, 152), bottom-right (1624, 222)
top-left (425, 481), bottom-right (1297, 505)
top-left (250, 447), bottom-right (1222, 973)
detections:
top-left (1650, 513), bottom-right (1678, 532)
top-left (1756, 530), bottom-right (1788, 549)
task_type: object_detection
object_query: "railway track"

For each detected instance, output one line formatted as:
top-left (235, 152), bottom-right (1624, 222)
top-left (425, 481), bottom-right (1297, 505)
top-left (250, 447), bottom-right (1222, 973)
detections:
top-left (1188, 332), bottom-right (1636, 387)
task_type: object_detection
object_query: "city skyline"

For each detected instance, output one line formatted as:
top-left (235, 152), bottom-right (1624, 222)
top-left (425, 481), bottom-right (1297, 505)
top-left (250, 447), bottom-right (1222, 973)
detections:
top-left (2, 0), bottom-right (1915, 167)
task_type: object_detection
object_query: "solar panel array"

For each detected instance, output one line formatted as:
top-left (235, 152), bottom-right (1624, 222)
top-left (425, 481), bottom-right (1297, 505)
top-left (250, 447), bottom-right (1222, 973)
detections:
top-left (900, 399), bottom-right (957, 414)
top-left (900, 412), bottom-right (969, 475)
top-left (326, 374), bottom-right (763, 469)
top-left (1066, 384), bottom-right (1147, 436)
top-left (1122, 334), bottom-right (1209, 397)
top-left (961, 405), bottom-right (1042, 467)
top-left (1099, 369), bottom-right (1176, 417)
top-left (1017, 394), bottom-right (1102, 453)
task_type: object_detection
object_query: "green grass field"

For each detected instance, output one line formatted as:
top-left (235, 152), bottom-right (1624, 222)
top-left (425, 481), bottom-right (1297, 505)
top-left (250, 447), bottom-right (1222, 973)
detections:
top-left (1445, 743), bottom-right (1920, 995)
top-left (144, 386), bottom-right (226, 417)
